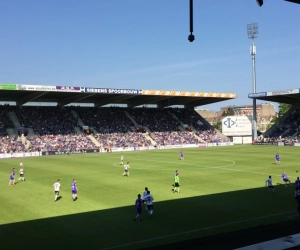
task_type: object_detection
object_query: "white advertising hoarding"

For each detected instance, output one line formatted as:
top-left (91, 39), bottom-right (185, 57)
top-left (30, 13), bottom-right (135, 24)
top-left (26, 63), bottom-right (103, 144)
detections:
top-left (222, 116), bottom-right (252, 136)
top-left (17, 84), bottom-right (57, 91)
top-left (232, 137), bottom-right (243, 144)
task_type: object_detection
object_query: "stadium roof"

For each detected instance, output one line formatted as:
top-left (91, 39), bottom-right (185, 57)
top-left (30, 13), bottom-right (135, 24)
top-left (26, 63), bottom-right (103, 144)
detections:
top-left (0, 83), bottom-right (236, 108)
top-left (285, 0), bottom-right (300, 4)
top-left (248, 88), bottom-right (300, 105)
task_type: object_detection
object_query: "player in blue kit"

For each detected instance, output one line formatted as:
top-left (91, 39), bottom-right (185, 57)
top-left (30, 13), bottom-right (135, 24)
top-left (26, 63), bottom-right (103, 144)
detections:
top-left (275, 153), bottom-right (280, 164)
top-left (296, 177), bottom-right (300, 190)
top-left (281, 172), bottom-right (291, 186)
top-left (265, 176), bottom-right (275, 192)
top-left (180, 151), bottom-right (184, 160)
top-left (295, 177), bottom-right (300, 197)
top-left (134, 194), bottom-right (143, 221)
top-left (71, 179), bottom-right (78, 201)
top-left (8, 168), bottom-right (16, 186)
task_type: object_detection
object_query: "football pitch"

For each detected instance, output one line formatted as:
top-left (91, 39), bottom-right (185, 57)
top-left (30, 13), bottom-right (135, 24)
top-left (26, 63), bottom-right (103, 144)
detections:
top-left (0, 145), bottom-right (299, 249)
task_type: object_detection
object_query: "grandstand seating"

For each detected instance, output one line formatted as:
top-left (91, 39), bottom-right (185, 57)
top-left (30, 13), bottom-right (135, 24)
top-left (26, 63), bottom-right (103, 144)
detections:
top-left (264, 106), bottom-right (300, 139)
top-left (72, 107), bottom-right (134, 133)
top-left (14, 106), bottom-right (77, 135)
top-left (0, 105), bottom-right (228, 153)
top-left (169, 108), bottom-right (208, 131)
top-left (126, 108), bottom-right (181, 132)
top-left (0, 105), bottom-right (14, 136)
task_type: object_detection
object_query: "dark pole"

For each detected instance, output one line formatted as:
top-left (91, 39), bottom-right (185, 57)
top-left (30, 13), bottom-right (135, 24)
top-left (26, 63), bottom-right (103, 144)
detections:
top-left (190, 0), bottom-right (193, 33)
top-left (188, 0), bottom-right (195, 42)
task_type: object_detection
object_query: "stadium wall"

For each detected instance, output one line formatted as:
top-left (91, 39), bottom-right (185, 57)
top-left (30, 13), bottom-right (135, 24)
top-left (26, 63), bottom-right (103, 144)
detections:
top-left (0, 142), bottom-right (234, 159)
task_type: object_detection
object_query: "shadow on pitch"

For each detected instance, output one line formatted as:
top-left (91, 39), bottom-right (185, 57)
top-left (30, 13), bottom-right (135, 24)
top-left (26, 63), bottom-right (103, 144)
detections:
top-left (0, 185), bottom-right (298, 250)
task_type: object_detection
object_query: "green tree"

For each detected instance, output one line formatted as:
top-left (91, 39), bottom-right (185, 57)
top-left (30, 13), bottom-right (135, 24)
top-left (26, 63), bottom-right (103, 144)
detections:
top-left (273, 103), bottom-right (291, 124)
top-left (222, 107), bottom-right (235, 117)
top-left (212, 120), bottom-right (222, 132)
top-left (278, 103), bottom-right (291, 118)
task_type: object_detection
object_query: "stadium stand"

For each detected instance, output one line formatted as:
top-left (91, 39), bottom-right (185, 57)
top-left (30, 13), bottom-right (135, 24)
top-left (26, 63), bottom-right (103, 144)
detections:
top-left (0, 105), bottom-right (228, 153)
top-left (126, 108), bottom-right (181, 132)
top-left (257, 105), bottom-right (300, 144)
top-left (72, 107), bottom-right (134, 133)
top-left (0, 104), bottom-right (15, 136)
top-left (14, 106), bottom-right (77, 135)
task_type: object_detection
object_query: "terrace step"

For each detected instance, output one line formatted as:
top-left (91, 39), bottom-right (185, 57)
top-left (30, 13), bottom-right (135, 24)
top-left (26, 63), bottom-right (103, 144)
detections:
top-left (6, 128), bottom-right (17, 136)
top-left (144, 133), bottom-right (157, 146)
top-left (88, 134), bottom-right (101, 147)
top-left (168, 111), bottom-right (185, 131)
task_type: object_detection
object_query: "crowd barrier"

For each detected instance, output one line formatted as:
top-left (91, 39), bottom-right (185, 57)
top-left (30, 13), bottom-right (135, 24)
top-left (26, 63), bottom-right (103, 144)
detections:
top-left (0, 142), bottom-right (234, 159)
top-left (253, 141), bottom-right (298, 146)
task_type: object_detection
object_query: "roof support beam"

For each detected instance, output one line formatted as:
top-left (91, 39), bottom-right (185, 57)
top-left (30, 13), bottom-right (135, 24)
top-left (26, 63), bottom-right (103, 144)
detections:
top-left (16, 92), bottom-right (48, 106)
top-left (129, 96), bottom-right (171, 108)
top-left (94, 95), bottom-right (134, 107)
top-left (58, 93), bottom-right (96, 106)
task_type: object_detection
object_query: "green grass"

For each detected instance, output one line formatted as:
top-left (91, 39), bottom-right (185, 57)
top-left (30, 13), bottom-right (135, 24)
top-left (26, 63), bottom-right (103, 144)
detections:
top-left (0, 145), bottom-right (299, 249)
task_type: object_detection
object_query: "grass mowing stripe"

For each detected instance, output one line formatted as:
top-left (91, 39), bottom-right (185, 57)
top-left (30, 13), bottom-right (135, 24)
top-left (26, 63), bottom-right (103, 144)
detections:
top-left (102, 210), bottom-right (296, 250)
top-left (1, 145), bottom-right (299, 249)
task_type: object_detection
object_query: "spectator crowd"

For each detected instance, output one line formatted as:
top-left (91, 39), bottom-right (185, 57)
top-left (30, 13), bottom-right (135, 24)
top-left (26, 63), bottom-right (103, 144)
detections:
top-left (0, 105), bottom-right (229, 153)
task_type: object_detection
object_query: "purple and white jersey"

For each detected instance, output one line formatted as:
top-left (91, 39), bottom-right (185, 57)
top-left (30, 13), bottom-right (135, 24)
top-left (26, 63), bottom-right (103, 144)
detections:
top-left (275, 154), bottom-right (280, 161)
top-left (71, 182), bottom-right (77, 193)
top-left (10, 173), bottom-right (14, 180)
top-left (281, 173), bottom-right (287, 180)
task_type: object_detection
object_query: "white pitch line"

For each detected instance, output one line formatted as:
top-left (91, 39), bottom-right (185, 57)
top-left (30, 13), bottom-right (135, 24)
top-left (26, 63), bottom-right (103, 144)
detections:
top-left (125, 158), bottom-right (299, 180)
top-left (112, 160), bottom-right (235, 170)
top-left (125, 158), bottom-right (236, 169)
top-left (101, 210), bottom-right (296, 250)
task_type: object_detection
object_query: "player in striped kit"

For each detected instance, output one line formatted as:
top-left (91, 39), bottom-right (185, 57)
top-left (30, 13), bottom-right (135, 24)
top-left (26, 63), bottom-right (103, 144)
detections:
top-left (144, 191), bottom-right (154, 216)
top-left (122, 162), bottom-right (130, 176)
top-left (18, 164), bottom-right (25, 182)
top-left (53, 179), bottom-right (61, 202)
top-left (265, 176), bottom-right (275, 192)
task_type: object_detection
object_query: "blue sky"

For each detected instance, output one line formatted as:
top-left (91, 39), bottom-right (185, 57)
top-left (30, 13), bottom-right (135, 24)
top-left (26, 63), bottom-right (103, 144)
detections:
top-left (0, 0), bottom-right (299, 111)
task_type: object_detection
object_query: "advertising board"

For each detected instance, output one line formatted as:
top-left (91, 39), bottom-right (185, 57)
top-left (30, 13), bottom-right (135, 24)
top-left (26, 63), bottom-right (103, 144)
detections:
top-left (222, 116), bottom-right (252, 136)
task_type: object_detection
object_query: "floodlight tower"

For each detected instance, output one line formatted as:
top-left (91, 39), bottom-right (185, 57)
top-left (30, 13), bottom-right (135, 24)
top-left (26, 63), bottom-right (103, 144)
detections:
top-left (247, 23), bottom-right (258, 141)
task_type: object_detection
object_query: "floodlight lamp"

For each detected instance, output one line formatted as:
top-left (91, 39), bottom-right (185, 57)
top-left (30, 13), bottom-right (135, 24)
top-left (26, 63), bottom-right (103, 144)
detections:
top-left (247, 23), bottom-right (258, 39)
top-left (256, 0), bottom-right (263, 6)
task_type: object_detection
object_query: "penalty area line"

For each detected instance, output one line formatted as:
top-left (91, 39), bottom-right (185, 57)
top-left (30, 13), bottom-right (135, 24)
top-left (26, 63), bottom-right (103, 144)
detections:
top-left (101, 210), bottom-right (296, 250)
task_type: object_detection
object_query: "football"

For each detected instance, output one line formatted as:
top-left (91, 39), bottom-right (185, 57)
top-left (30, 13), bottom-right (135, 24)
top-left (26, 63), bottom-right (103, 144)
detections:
top-left (296, 170), bottom-right (299, 173)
